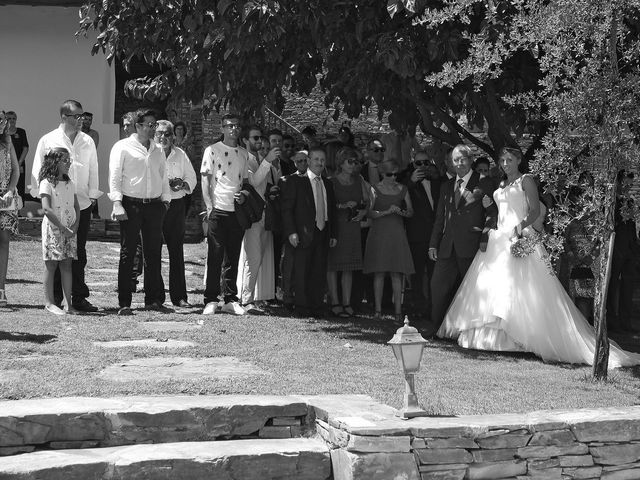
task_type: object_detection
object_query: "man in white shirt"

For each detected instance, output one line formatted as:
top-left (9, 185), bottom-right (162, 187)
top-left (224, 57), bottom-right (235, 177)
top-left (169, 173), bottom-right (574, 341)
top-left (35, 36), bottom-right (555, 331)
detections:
top-left (31, 99), bottom-right (101, 313)
top-left (108, 108), bottom-right (171, 315)
top-left (201, 114), bottom-right (273, 315)
top-left (155, 120), bottom-right (197, 307)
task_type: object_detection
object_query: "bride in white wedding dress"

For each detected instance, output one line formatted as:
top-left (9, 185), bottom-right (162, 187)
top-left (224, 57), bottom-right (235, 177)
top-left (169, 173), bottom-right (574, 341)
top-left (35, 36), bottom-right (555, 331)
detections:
top-left (437, 147), bottom-right (640, 368)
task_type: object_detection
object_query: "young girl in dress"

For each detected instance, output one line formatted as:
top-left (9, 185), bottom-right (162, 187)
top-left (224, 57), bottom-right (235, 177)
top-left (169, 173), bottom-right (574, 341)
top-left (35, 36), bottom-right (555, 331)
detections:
top-left (39, 147), bottom-right (80, 315)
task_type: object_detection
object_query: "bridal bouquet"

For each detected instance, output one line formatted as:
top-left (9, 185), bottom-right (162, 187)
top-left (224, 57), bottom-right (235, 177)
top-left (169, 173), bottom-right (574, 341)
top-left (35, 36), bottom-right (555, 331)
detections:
top-left (510, 232), bottom-right (543, 258)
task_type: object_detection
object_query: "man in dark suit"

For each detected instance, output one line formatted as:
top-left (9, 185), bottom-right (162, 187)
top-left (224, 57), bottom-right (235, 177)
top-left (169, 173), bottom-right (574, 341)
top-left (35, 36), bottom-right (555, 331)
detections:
top-left (281, 147), bottom-right (337, 317)
top-left (427, 144), bottom-right (497, 332)
top-left (403, 151), bottom-right (441, 318)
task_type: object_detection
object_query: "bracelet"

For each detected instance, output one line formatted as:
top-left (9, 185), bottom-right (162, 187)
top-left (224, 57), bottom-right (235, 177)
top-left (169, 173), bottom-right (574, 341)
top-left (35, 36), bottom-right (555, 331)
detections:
top-left (516, 224), bottom-right (522, 236)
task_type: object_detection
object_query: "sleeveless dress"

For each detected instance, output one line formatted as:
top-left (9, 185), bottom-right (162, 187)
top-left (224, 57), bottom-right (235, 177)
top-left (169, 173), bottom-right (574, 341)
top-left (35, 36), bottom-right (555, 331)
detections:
top-left (0, 144), bottom-right (18, 235)
top-left (437, 175), bottom-right (640, 368)
top-left (363, 185), bottom-right (414, 275)
top-left (328, 176), bottom-right (364, 272)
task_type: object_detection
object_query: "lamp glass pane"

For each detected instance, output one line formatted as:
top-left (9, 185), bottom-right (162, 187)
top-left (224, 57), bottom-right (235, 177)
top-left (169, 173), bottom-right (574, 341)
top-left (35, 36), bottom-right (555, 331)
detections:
top-left (401, 343), bottom-right (425, 372)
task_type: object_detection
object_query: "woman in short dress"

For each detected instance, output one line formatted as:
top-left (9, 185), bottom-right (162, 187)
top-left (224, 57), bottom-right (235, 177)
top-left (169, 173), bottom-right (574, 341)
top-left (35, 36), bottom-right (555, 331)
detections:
top-left (0, 112), bottom-right (20, 306)
top-left (363, 160), bottom-right (415, 321)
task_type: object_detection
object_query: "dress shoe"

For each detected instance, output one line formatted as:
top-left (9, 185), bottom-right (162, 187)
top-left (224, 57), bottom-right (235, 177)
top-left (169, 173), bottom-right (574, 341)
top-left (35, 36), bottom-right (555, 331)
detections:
top-left (145, 302), bottom-right (173, 313)
top-left (221, 301), bottom-right (246, 315)
top-left (242, 303), bottom-right (265, 315)
top-left (72, 298), bottom-right (99, 313)
top-left (118, 306), bottom-right (133, 316)
top-left (175, 300), bottom-right (193, 308)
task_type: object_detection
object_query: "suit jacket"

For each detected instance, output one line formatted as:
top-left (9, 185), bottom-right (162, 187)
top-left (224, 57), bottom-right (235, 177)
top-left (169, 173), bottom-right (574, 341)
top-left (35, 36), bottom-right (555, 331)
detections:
top-left (429, 171), bottom-right (498, 259)
top-left (281, 172), bottom-right (337, 248)
top-left (403, 169), bottom-right (442, 244)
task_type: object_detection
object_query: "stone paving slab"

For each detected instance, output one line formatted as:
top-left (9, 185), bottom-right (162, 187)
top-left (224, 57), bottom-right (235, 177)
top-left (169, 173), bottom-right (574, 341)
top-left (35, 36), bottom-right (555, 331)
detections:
top-left (141, 321), bottom-right (202, 332)
top-left (0, 438), bottom-right (331, 480)
top-left (0, 395), bottom-right (309, 449)
top-left (93, 339), bottom-right (196, 349)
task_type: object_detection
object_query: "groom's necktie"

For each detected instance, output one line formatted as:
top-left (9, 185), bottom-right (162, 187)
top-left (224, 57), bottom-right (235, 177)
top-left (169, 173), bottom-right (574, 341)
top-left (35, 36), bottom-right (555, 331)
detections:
top-left (454, 178), bottom-right (463, 206)
top-left (314, 176), bottom-right (326, 231)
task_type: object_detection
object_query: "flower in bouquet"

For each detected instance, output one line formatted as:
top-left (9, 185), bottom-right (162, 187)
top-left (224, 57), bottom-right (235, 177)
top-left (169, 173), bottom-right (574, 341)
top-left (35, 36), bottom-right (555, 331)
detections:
top-left (510, 232), bottom-right (542, 258)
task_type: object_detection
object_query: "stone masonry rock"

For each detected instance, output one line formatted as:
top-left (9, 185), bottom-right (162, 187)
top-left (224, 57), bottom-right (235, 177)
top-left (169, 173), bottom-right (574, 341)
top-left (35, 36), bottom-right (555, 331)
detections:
top-left (0, 438), bottom-right (331, 480)
top-left (601, 468), bottom-right (640, 480)
top-left (562, 466), bottom-right (603, 479)
top-left (590, 444), bottom-right (640, 465)
top-left (345, 434), bottom-right (410, 453)
top-left (528, 429), bottom-right (576, 446)
top-left (476, 432), bottom-right (532, 449)
top-left (517, 443), bottom-right (589, 458)
top-left (471, 448), bottom-right (517, 462)
top-left (425, 437), bottom-right (478, 449)
top-left (330, 450), bottom-right (420, 480)
top-left (559, 454), bottom-right (594, 467)
top-left (420, 469), bottom-right (466, 480)
top-left (415, 448), bottom-right (473, 464)
top-left (466, 459), bottom-right (527, 479)
top-left (573, 419), bottom-right (640, 443)
top-left (316, 419), bottom-right (349, 448)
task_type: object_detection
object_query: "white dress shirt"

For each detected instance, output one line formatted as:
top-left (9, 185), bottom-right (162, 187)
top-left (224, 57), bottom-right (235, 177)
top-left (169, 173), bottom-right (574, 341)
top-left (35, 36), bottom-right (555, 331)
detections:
top-left (108, 134), bottom-right (171, 203)
top-left (455, 169), bottom-right (474, 194)
top-left (31, 124), bottom-right (101, 210)
top-left (307, 169), bottom-right (328, 223)
top-left (165, 146), bottom-right (197, 200)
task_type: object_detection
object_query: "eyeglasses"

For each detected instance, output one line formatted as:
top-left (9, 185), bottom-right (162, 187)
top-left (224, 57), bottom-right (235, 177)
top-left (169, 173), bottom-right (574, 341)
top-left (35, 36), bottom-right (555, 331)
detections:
top-left (414, 160), bottom-right (433, 167)
top-left (250, 135), bottom-right (262, 141)
top-left (346, 158), bottom-right (360, 165)
top-left (283, 143), bottom-right (295, 149)
top-left (59, 157), bottom-right (72, 164)
top-left (223, 123), bottom-right (240, 130)
top-left (138, 122), bottom-right (157, 129)
top-left (385, 172), bottom-right (398, 177)
top-left (372, 147), bottom-right (386, 153)
top-left (64, 113), bottom-right (84, 120)
top-left (155, 131), bottom-right (173, 138)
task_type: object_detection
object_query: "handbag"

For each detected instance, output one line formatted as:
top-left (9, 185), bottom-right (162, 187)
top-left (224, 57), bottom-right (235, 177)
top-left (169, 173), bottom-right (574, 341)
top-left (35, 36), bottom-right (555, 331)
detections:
top-left (0, 190), bottom-right (22, 212)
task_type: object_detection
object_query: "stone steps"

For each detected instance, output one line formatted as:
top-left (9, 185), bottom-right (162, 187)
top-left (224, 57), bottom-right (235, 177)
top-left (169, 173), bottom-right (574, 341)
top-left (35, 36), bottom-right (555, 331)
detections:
top-left (0, 437), bottom-right (332, 480)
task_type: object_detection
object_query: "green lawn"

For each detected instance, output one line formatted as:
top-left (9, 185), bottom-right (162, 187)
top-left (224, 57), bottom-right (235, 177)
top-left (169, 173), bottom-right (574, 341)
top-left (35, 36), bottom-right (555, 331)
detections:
top-left (1, 237), bottom-right (639, 415)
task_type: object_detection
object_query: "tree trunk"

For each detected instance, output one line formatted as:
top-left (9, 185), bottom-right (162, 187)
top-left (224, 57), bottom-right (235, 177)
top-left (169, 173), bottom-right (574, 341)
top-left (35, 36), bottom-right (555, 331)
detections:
top-left (592, 181), bottom-right (617, 379)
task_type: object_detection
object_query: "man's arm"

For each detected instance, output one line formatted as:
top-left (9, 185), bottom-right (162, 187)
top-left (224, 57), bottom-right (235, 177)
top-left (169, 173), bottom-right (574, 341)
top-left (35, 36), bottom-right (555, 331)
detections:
top-left (428, 186), bottom-right (447, 260)
top-left (107, 143), bottom-right (127, 220)
top-left (30, 137), bottom-right (46, 198)
top-left (480, 176), bottom-right (498, 234)
top-left (87, 140), bottom-right (102, 201)
top-left (281, 175), bottom-right (298, 244)
top-left (200, 146), bottom-right (216, 213)
top-left (181, 151), bottom-right (198, 194)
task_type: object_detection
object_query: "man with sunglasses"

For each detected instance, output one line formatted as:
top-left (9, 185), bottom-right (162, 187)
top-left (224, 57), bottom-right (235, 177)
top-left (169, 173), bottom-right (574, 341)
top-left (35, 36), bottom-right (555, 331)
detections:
top-left (109, 108), bottom-right (171, 315)
top-left (403, 151), bottom-right (442, 319)
top-left (31, 99), bottom-right (101, 313)
top-left (362, 139), bottom-right (385, 184)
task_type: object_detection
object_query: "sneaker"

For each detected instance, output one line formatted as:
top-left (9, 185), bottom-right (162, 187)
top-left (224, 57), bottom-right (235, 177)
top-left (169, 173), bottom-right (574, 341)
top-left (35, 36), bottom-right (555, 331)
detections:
top-left (45, 304), bottom-right (66, 316)
top-left (202, 302), bottom-right (217, 315)
top-left (221, 301), bottom-right (246, 315)
top-left (118, 306), bottom-right (133, 316)
top-left (242, 303), bottom-right (265, 315)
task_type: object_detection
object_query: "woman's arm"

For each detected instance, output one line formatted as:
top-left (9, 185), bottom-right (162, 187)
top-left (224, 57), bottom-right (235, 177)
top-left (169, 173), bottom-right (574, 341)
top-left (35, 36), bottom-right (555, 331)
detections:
top-left (70, 195), bottom-right (81, 233)
top-left (41, 193), bottom-right (70, 233)
top-left (7, 142), bottom-right (19, 192)
top-left (367, 185), bottom-right (389, 219)
top-left (399, 189), bottom-right (414, 218)
top-left (515, 175), bottom-right (541, 236)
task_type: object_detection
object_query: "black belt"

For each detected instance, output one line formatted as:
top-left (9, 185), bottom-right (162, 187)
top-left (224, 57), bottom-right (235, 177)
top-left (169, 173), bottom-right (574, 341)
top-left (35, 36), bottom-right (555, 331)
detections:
top-left (123, 195), bottom-right (162, 204)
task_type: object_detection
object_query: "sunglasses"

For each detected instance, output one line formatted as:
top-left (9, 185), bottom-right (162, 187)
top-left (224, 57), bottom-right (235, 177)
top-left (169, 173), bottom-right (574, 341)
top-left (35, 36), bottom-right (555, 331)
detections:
top-left (414, 160), bottom-right (431, 167)
top-left (346, 158), bottom-right (360, 165)
top-left (138, 122), bottom-right (157, 129)
top-left (385, 172), bottom-right (398, 177)
top-left (223, 123), bottom-right (240, 129)
top-left (64, 113), bottom-right (84, 120)
top-left (372, 147), bottom-right (386, 153)
top-left (155, 131), bottom-right (173, 137)
top-left (249, 135), bottom-right (262, 141)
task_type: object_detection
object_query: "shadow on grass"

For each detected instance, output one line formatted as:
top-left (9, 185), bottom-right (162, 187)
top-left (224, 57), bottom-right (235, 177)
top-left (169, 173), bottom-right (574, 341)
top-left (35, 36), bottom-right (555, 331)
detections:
top-left (0, 331), bottom-right (57, 343)
top-left (5, 278), bottom-right (40, 285)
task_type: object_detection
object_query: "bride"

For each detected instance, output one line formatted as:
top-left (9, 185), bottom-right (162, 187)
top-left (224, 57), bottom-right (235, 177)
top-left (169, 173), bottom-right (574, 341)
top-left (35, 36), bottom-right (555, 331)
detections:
top-left (437, 147), bottom-right (640, 368)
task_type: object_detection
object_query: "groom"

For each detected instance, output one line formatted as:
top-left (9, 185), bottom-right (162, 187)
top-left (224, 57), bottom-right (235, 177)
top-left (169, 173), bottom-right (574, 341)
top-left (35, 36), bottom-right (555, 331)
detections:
top-left (427, 144), bottom-right (498, 333)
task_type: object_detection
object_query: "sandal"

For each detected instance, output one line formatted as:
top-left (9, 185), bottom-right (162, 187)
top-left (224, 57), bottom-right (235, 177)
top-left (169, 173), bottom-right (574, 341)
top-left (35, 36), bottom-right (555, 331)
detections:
top-left (342, 305), bottom-right (355, 317)
top-left (0, 289), bottom-right (6, 306)
top-left (330, 304), bottom-right (344, 317)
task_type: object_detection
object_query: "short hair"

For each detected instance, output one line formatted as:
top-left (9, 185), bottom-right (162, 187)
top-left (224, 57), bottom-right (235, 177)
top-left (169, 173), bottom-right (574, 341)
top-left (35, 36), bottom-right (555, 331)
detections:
top-left (301, 126), bottom-right (316, 136)
top-left (451, 144), bottom-right (472, 158)
top-left (413, 149), bottom-right (430, 159)
top-left (282, 134), bottom-right (294, 143)
top-left (474, 156), bottom-right (491, 169)
top-left (121, 112), bottom-right (134, 124)
top-left (174, 121), bottom-right (187, 135)
top-left (335, 146), bottom-right (358, 169)
top-left (60, 100), bottom-right (83, 116)
top-left (268, 128), bottom-right (283, 138)
top-left (308, 146), bottom-right (326, 157)
top-left (83, 112), bottom-right (93, 118)
top-left (378, 160), bottom-right (399, 174)
top-left (155, 119), bottom-right (174, 133)
top-left (5, 111), bottom-right (16, 116)
top-left (241, 124), bottom-right (262, 140)
top-left (133, 108), bottom-right (156, 125)
top-left (221, 113), bottom-right (240, 125)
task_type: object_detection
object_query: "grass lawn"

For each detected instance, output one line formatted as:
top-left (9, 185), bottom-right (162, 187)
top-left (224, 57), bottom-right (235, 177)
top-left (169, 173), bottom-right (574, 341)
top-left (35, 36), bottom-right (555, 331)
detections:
top-left (1, 237), bottom-right (640, 415)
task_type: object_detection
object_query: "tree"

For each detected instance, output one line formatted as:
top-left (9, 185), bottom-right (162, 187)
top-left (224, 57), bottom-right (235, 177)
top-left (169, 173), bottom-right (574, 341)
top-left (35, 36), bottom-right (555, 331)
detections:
top-left (78, 0), bottom-right (543, 156)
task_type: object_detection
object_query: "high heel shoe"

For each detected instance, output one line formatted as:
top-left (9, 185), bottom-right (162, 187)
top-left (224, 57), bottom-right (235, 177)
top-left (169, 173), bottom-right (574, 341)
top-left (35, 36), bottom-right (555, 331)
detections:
top-left (0, 289), bottom-right (7, 306)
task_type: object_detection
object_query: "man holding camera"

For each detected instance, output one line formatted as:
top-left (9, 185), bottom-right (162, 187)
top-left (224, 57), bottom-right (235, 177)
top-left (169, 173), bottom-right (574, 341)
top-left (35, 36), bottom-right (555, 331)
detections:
top-left (155, 120), bottom-right (197, 307)
top-left (403, 150), bottom-right (441, 318)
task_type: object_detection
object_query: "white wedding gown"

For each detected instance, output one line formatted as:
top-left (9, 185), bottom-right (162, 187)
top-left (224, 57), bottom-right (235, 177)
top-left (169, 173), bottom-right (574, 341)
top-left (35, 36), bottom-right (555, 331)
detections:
top-left (437, 175), bottom-right (640, 368)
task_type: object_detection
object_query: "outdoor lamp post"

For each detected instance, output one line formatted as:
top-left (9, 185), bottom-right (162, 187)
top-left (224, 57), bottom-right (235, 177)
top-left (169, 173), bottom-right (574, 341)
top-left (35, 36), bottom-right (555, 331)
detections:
top-left (388, 316), bottom-right (429, 419)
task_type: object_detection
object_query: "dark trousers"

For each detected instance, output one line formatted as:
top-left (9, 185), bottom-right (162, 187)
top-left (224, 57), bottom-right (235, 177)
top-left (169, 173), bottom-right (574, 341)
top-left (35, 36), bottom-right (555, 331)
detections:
top-left (430, 250), bottom-right (474, 328)
top-left (132, 234), bottom-right (143, 289)
top-left (293, 227), bottom-right (328, 312)
top-left (204, 209), bottom-right (244, 305)
top-left (118, 199), bottom-right (166, 307)
top-left (163, 198), bottom-right (188, 305)
top-left (608, 253), bottom-right (636, 328)
top-left (409, 241), bottom-right (434, 312)
top-left (281, 241), bottom-right (295, 305)
top-left (273, 232), bottom-right (283, 290)
top-left (54, 206), bottom-right (91, 305)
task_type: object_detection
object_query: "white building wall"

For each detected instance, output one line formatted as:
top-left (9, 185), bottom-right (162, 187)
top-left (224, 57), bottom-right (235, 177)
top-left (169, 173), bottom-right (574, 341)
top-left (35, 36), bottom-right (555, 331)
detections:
top-left (0, 4), bottom-right (118, 217)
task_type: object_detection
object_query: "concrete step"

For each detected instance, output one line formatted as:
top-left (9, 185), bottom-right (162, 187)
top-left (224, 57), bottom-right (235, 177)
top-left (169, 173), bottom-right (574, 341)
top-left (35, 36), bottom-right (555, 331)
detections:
top-left (0, 437), bottom-right (331, 480)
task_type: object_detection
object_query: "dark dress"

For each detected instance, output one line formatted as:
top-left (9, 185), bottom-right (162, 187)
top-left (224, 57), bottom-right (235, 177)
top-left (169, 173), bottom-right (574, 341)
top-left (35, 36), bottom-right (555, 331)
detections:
top-left (363, 185), bottom-right (414, 275)
top-left (328, 176), bottom-right (364, 272)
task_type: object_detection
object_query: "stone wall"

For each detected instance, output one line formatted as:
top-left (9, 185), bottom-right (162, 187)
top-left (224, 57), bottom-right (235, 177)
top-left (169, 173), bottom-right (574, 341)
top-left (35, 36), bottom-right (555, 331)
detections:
top-left (307, 395), bottom-right (640, 480)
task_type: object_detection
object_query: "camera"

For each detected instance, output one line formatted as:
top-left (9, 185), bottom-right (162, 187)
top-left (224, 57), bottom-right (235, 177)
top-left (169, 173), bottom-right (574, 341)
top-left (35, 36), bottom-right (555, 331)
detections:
top-left (267, 184), bottom-right (280, 201)
top-left (348, 202), bottom-right (367, 222)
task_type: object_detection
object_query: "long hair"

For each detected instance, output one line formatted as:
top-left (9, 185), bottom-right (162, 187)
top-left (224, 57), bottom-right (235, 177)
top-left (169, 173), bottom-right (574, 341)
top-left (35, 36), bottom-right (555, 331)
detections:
top-left (0, 112), bottom-right (8, 148)
top-left (39, 148), bottom-right (70, 187)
